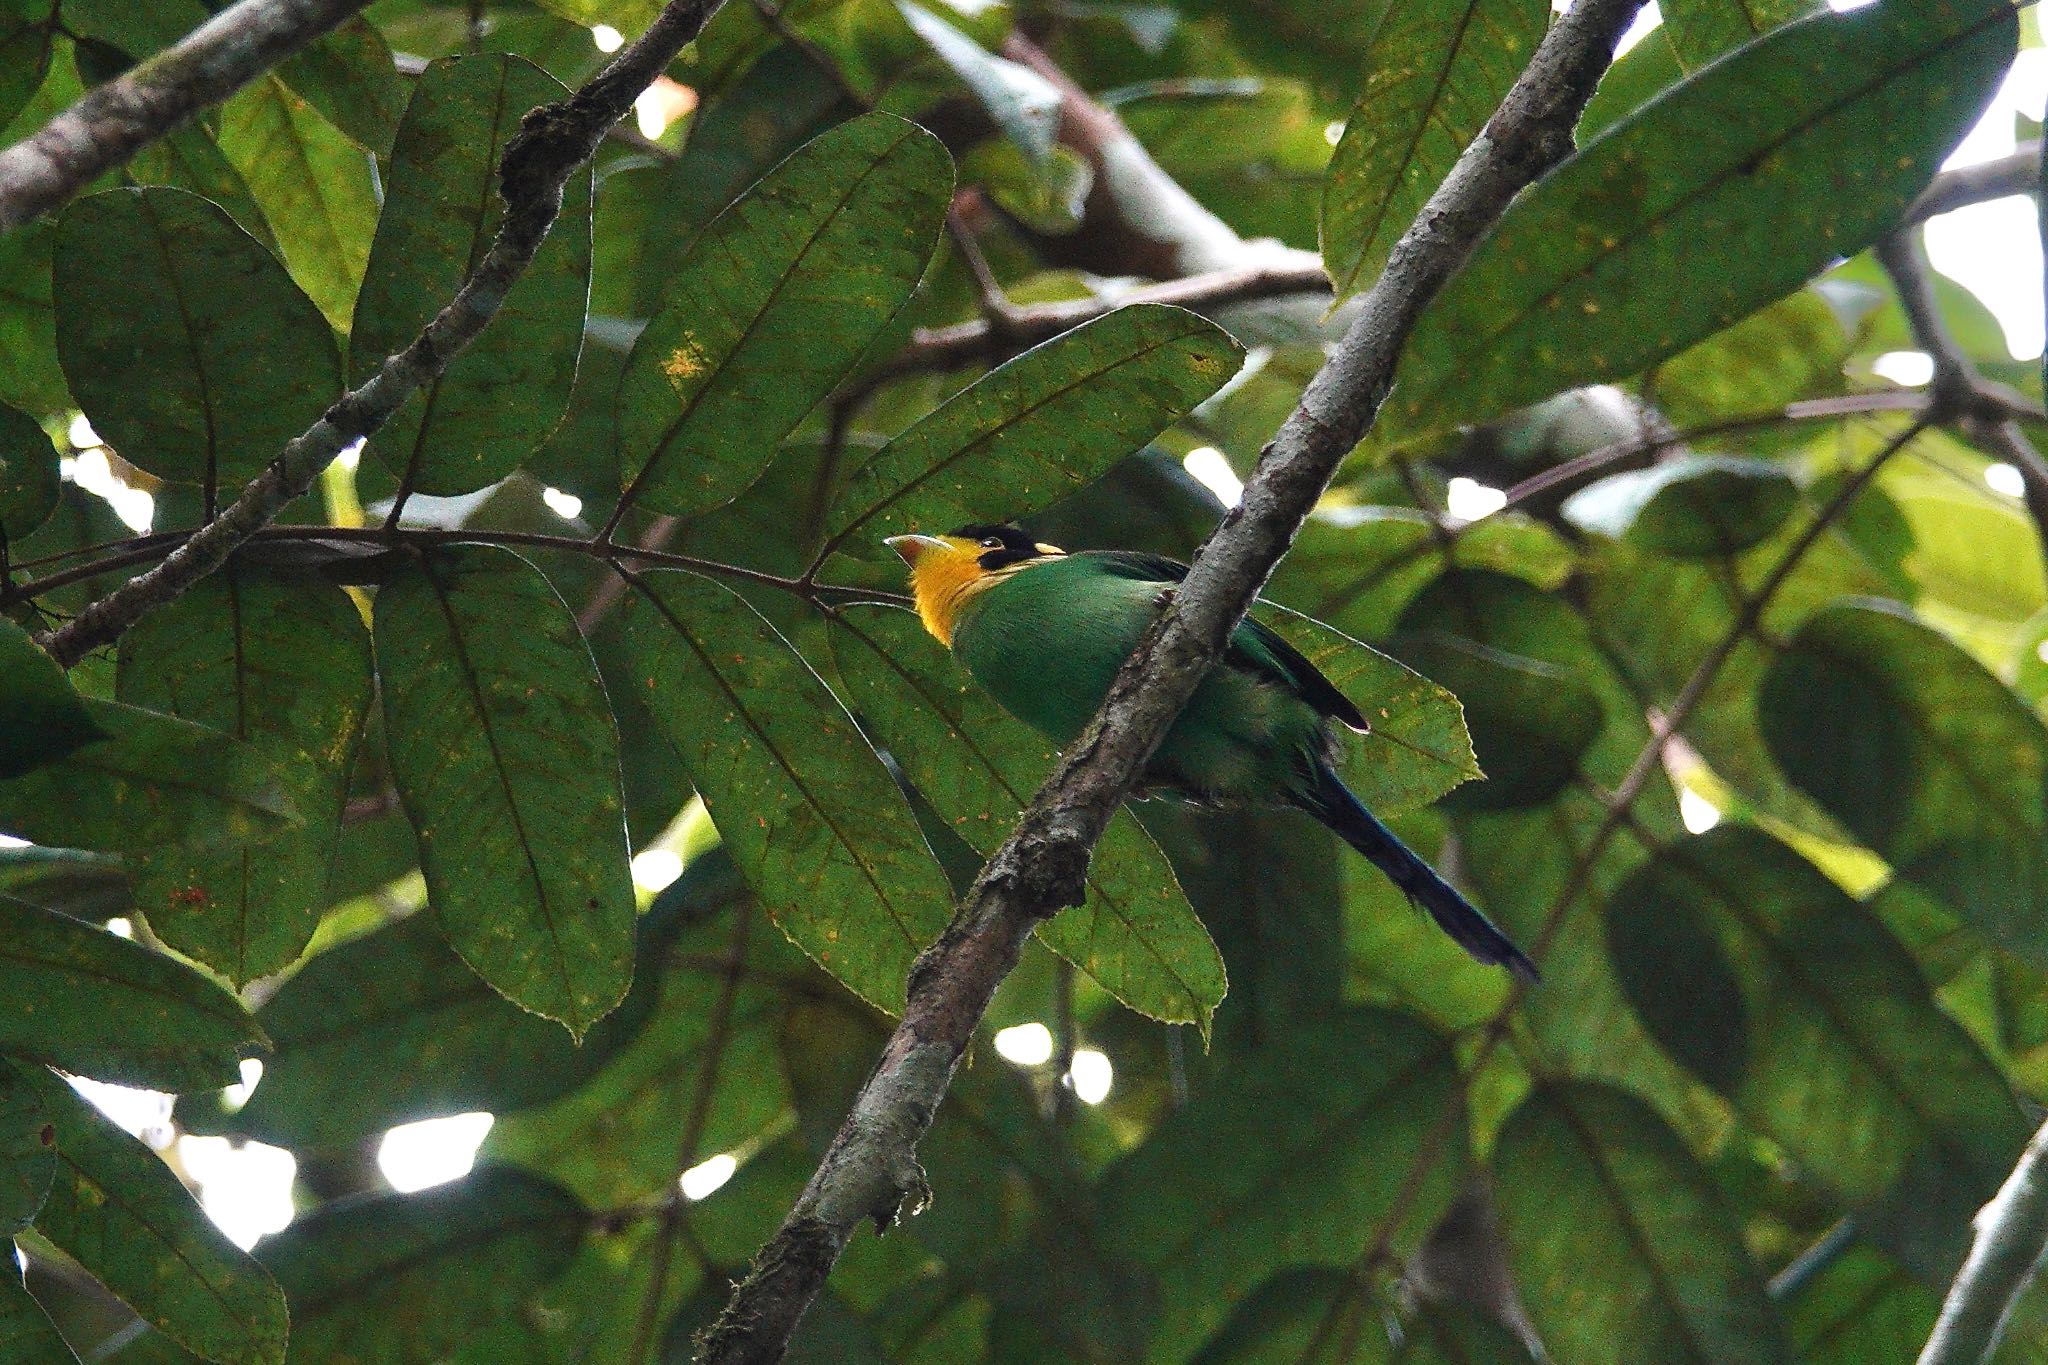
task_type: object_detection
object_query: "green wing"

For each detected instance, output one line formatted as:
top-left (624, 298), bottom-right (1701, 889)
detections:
top-left (1079, 552), bottom-right (1369, 731)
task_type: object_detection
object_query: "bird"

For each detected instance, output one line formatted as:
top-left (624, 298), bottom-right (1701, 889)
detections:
top-left (886, 524), bottom-right (1538, 981)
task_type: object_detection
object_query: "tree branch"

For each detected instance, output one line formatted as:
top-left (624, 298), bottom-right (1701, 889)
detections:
top-left (1903, 141), bottom-right (2040, 228)
top-left (33, 0), bottom-right (733, 669)
top-left (1921, 1114), bottom-right (2048, 1365)
top-left (0, 0), bottom-right (372, 232)
top-left (692, 1), bottom-right (1645, 1358)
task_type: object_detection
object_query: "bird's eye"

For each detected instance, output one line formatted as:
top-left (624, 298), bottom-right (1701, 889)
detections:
top-left (980, 536), bottom-right (1003, 549)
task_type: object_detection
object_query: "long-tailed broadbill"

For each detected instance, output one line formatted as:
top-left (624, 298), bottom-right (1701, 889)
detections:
top-left (887, 525), bottom-right (1537, 980)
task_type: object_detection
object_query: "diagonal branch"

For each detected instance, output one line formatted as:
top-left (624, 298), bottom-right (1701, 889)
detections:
top-left (34, 0), bottom-right (732, 669)
top-left (0, 0), bottom-right (372, 233)
top-left (1921, 1114), bottom-right (2048, 1365)
top-left (692, 1), bottom-right (1646, 1358)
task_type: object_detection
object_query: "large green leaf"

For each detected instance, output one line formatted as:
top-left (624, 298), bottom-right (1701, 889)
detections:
top-left (1387, 0), bottom-right (2016, 434)
top-left (0, 399), bottom-right (56, 543)
top-left (1759, 600), bottom-right (2048, 960)
top-left (0, 2), bottom-right (54, 134)
top-left (1561, 454), bottom-right (1800, 559)
top-left (618, 571), bottom-right (955, 1010)
top-left (1099, 1008), bottom-right (1467, 1363)
top-left (197, 897), bottom-right (682, 1151)
top-left (0, 1262), bottom-right (74, 1365)
top-left (1494, 1081), bottom-right (1790, 1364)
top-left (1661, 0), bottom-right (1816, 70)
top-left (254, 1169), bottom-right (584, 1364)
top-left (52, 187), bottom-right (341, 492)
top-left (0, 698), bottom-right (295, 854)
top-left (1321, 0), bottom-right (1548, 299)
top-left (0, 897), bottom-right (267, 1091)
top-left (126, 124), bottom-right (278, 252)
top-left (276, 16), bottom-right (406, 155)
top-left (1607, 827), bottom-right (2027, 1206)
top-left (217, 75), bottom-right (379, 331)
top-left (1781, 1245), bottom-right (1941, 1365)
top-left (827, 604), bottom-right (1227, 1028)
top-left (354, 55), bottom-right (592, 497)
top-left (117, 567), bottom-right (373, 983)
top-left (24, 1066), bottom-right (287, 1365)
top-left (0, 616), bottom-right (99, 779)
top-left (820, 305), bottom-right (1243, 560)
top-left (0, 1060), bottom-right (49, 1235)
top-left (374, 546), bottom-right (636, 1035)
top-left (618, 112), bottom-right (951, 518)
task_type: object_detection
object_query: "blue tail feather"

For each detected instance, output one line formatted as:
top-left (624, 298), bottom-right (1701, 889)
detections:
top-left (1298, 762), bottom-right (1539, 983)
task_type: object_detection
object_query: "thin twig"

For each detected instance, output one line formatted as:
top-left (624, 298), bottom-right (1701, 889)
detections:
top-left (0, 0), bottom-right (372, 231)
top-left (1903, 141), bottom-right (2040, 228)
top-left (693, 2), bottom-right (1646, 1357)
top-left (33, 0), bottom-right (733, 668)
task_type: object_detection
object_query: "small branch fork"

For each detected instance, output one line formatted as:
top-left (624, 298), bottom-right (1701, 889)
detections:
top-left (692, 0), bottom-right (1648, 1357)
top-left (31, 0), bottom-right (734, 668)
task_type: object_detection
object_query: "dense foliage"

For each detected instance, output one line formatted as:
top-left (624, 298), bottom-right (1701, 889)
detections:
top-left (0, 0), bottom-right (2042, 1359)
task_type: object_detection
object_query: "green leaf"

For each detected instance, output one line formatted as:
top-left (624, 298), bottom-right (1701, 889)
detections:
top-left (0, 1261), bottom-right (74, 1365)
top-left (0, 401), bottom-right (56, 543)
top-left (276, 16), bottom-right (406, 155)
top-left (218, 75), bottom-right (379, 331)
top-left (618, 112), bottom-right (951, 518)
top-left (0, 217), bottom-right (67, 416)
top-left (1383, 630), bottom-right (1602, 809)
top-left (1190, 1267), bottom-right (1536, 1363)
top-left (58, 0), bottom-right (206, 59)
top-left (1608, 827), bottom-right (2027, 1209)
top-left (52, 187), bottom-right (341, 491)
top-left (116, 566), bottom-right (373, 983)
top-left (254, 1169), bottom-right (584, 1363)
top-left (0, 897), bottom-right (267, 1091)
top-left (198, 897), bottom-right (681, 1151)
top-left (1651, 290), bottom-right (1848, 428)
top-left (1781, 1245), bottom-right (1940, 1365)
top-left (1387, 0), bottom-right (2017, 435)
top-left (0, 698), bottom-right (296, 854)
top-left (0, 1060), bottom-right (50, 1235)
top-left (0, 616), bottom-right (100, 778)
top-left (1099, 1008), bottom-right (1468, 1363)
top-left (1494, 1081), bottom-right (1791, 1364)
top-left (373, 546), bottom-right (636, 1035)
top-left (126, 124), bottom-right (278, 251)
top-left (1579, 25), bottom-right (1684, 140)
top-left (1661, 0), bottom-right (1816, 70)
top-left (619, 572), bottom-right (956, 1010)
top-left (1561, 454), bottom-right (1800, 558)
top-left (822, 304), bottom-right (1243, 559)
top-left (354, 55), bottom-right (592, 497)
top-left (0, 2), bottom-right (53, 154)
top-left (827, 604), bottom-right (1227, 1028)
top-left (1321, 0), bottom-right (1548, 299)
top-left (896, 3), bottom-right (1060, 163)
top-left (24, 1065), bottom-right (287, 1365)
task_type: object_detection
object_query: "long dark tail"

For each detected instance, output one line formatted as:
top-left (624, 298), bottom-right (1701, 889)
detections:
top-left (1296, 761), bottom-right (1539, 983)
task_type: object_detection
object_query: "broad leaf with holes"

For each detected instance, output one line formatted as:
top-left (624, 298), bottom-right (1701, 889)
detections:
top-left (52, 188), bottom-right (340, 493)
top-left (620, 572), bottom-right (955, 1010)
top-left (618, 112), bottom-right (951, 519)
top-left (354, 55), bottom-right (592, 497)
top-left (374, 546), bottom-right (635, 1035)
top-left (25, 1066), bottom-right (287, 1365)
top-left (117, 566), bottom-right (373, 982)
top-left (1387, 0), bottom-right (2015, 434)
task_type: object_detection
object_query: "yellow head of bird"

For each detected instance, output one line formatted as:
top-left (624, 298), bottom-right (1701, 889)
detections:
top-left (886, 525), bottom-right (1062, 645)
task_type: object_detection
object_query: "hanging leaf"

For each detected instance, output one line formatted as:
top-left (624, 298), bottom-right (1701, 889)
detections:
top-left (619, 572), bottom-right (956, 1011)
top-left (0, 698), bottom-right (296, 854)
top-left (1321, 0), bottom-right (1548, 298)
top-left (1388, 0), bottom-right (2016, 435)
top-left (117, 566), bottom-right (373, 983)
top-left (276, 16), bottom-right (406, 155)
top-left (374, 546), bottom-right (636, 1036)
top-left (1562, 454), bottom-right (1800, 558)
top-left (828, 604), bottom-right (1227, 1029)
top-left (52, 187), bottom-right (340, 492)
top-left (618, 112), bottom-right (952, 519)
top-left (821, 305), bottom-right (1242, 561)
top-left (0, 616), bottom-right (100, 779)
top-left (1494, 1081), bottom-right (1792, 1364)
top-left (24, 1066), bottom-right (287, 1365)
top-left (1098, 1008), bottom-right (1467, 1363)
top-left (0, 401), bottom-right (56, 543)
top-left (353, 55), bottom-right (592, 497)
top-left (217, 75), bottom-right (379, 330)
top-left (0, 897), bottom-right (267, 1091)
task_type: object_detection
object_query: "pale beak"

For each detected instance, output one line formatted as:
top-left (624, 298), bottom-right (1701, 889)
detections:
top-left (884, 534), bottom-right (948, 566)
